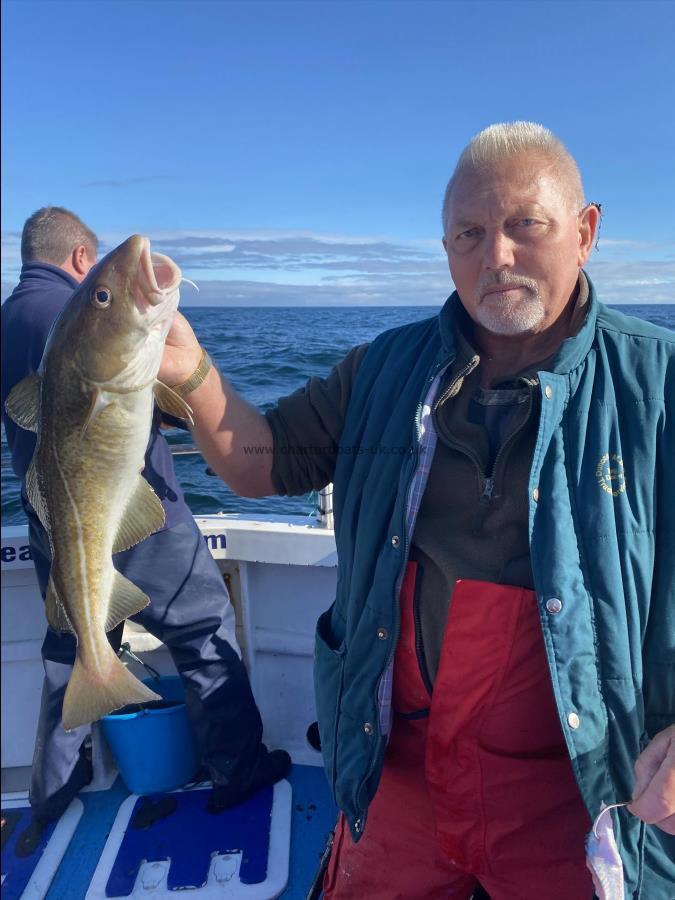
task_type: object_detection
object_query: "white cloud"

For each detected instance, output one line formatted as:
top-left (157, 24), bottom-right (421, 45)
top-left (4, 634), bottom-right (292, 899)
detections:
top-left (2, 228), bottom-right (674, 305)
top-left (585, 258), bottom-right (675, 304)
top-left (1, 232), bottom-right (21, 266)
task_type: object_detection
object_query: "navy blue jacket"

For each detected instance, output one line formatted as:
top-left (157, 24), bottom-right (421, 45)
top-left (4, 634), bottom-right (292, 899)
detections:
top-left (1, 262), bottom-right (191, 529)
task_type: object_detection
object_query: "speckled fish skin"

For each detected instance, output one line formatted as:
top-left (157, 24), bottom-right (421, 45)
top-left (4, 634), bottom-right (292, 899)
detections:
top-left (5, 235), bottom-right (189, 730)
top-left (586, 805), bottom-right (625, 900)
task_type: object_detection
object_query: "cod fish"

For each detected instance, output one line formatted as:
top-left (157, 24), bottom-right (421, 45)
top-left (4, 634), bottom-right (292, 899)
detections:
top-left (5, 235), bottom-right (194, 731)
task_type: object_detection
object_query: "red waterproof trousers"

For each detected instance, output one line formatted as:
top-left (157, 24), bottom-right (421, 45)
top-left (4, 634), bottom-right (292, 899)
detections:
top-left (323, 570), bottom-right (594, 899)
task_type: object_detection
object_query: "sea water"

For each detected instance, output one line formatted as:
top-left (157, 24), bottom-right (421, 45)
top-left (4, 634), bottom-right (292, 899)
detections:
top-left (2, 304), bottom-right (674, 526)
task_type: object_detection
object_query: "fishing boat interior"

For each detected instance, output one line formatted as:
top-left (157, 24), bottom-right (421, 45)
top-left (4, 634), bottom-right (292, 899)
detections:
top-left (1, 503), bottom-right (339, 899)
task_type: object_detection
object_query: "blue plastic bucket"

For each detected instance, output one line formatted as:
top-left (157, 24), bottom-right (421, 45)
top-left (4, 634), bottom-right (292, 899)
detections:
top-left (100, 676), bottom-right (200, 794)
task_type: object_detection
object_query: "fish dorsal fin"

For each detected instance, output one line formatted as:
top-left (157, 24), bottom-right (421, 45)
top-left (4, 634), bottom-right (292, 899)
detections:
top-left (112, 477), bottom-right (165, 554)
top-left (82, 388), bottom-right (113, 437)
top-left (45, 576), bottom-right (74, 633)
top-left (104, 569), bottom-right (150, 632)
top-left (5, 373), bottom-right (40, 432)
top-left (153, 380), bottom-right (194, 427)
top-left (26, 459), bottom-right (49, 529)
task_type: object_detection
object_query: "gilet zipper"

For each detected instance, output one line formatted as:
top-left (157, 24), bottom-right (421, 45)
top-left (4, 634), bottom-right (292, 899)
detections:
top-left (353, 353), bottom-right (454, 829)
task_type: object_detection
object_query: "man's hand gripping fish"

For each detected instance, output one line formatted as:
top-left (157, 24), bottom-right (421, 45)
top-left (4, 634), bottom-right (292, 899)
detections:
top-left (5, 235), bottom-right (193, 731)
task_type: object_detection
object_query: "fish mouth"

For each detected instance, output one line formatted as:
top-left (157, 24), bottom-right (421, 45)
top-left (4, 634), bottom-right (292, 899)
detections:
top-left (136, 237), bottom-right (181, 309)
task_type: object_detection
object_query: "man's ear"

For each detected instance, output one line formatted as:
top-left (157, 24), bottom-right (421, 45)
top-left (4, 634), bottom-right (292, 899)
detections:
top-left (71, 244), bottom-right (92, 277)
top-left (577, 203), bottom-right (600, 266)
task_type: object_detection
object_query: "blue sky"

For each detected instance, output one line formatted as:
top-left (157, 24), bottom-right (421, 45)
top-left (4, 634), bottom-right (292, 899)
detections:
top-left (2, 0), bottom-right (674, 305)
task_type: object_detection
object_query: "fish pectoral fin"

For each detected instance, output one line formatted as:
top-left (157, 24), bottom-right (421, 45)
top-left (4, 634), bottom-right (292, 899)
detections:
top-left (61, 652), bottom-right (161, 730)
top-left (26, 459), bottom-right (49, 529)
top-left (5, 373), bottom-right (40, 432)
top-left (82, 388), bottom-right (113, 437)
top-left (45, 577), bottom-right (74, 633)
top-left (153, 380), bottom-right (194, 427)
top-left (113, 477), bottom-right (166, 553)
top-left (105, 570), bottom-right (151, 632)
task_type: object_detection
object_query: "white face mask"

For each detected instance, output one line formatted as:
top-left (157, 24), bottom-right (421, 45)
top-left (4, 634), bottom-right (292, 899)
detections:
top-left (585, 803), bottom-right (627, 900)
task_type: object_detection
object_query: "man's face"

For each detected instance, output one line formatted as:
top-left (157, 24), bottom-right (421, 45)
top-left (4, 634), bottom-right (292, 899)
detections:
top-left (443, 154), bottom-right (592, 336)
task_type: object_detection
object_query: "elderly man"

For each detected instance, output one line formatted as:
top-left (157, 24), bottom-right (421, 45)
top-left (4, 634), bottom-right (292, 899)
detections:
top-left (160, 124), bottom-right (674, 898)
top-left (1, 207), bottom-right (291, 833)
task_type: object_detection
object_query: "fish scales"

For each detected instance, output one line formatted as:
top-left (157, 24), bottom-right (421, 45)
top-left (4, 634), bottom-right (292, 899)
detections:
top-left (38, 374), bottom-right (148, 677)
top-left (5, 235), bottom-right (194, 730)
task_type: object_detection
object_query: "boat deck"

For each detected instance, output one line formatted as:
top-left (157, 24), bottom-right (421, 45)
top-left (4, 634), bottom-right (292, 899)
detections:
top-left (2, 516), bottom-right (339, 898)
top-left (2, 765), bottom-right (336, 899)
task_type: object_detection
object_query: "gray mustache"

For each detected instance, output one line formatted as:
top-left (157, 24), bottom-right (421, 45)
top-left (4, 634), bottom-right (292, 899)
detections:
top-left (479, 273), bottom-right (539, 294)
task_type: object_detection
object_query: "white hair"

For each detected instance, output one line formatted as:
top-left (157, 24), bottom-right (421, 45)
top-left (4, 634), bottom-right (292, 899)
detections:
top-left (441, 122), bottom-right (586, 236)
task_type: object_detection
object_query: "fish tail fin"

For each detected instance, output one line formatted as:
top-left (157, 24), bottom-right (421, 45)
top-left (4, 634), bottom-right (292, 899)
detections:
top-left (62, 651), bottom-right (161, 731)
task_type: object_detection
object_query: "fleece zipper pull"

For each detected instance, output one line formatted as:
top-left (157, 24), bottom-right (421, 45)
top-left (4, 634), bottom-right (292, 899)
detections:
top-left (481, 476), bottom-right (495, 501)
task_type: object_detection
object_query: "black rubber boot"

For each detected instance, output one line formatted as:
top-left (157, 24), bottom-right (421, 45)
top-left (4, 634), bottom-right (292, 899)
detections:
top-left (15, 749), bottom-right (91, 861)
top-left (15, 816), bottom-right (51, 858)
top-left (30, 744), bottom-right (93, 824)
top-left (207, 748), bottom-right (292, 812)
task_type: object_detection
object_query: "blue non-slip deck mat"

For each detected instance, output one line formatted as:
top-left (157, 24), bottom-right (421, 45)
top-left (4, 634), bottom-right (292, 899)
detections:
top-left (43, 766), bottom-right (335, 899)
top-left (284, 766), bottom-right (337, 898)
top-left (105, 786), bottom-right (273, 895)
top-left (2, 798), bottom-right (83, 900)
top-left (87, 779), bottom-right (293, 898)
top-left (1, 804), bottom-right (57, 900)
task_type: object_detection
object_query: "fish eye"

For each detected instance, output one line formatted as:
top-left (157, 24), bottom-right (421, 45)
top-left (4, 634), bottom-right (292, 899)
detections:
top-left (91, 286), bottom-right (112, 308)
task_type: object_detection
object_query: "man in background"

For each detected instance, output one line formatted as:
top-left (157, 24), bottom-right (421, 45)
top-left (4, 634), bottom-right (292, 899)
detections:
top-left (1, 206), bottom-right (290, 834)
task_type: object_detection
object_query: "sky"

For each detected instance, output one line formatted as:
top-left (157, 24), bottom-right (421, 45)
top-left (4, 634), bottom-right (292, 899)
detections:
top-left (2, 0), bottom-right (674, 306)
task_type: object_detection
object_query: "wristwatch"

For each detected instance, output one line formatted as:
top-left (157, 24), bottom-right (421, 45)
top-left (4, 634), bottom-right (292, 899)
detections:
top-left (173, 347), bottom-right (213, 398)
